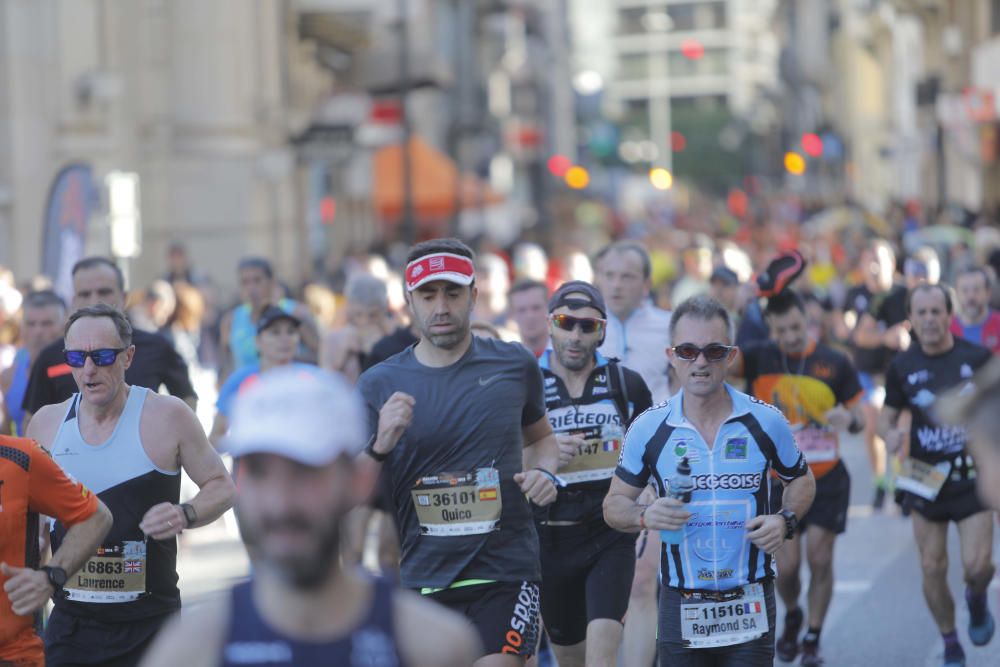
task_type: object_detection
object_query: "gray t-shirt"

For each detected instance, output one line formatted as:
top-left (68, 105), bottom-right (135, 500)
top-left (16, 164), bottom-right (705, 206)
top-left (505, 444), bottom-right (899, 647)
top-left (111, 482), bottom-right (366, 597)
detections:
top-left (357, 336), bottom-right (547, 589)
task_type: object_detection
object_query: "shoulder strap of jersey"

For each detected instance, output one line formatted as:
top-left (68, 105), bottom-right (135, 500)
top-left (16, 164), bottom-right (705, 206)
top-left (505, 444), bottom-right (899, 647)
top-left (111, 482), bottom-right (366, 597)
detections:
top-left (607, 360), bottom-right (631, 424)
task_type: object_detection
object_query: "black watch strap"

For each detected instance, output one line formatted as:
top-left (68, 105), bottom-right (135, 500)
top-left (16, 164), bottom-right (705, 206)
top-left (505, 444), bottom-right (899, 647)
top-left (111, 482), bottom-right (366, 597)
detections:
top-left (365, 441), bottom-right (389, 462)
top-left (180, 503), bottom-right (198, 528)
top-left (41, 565), bottom-right (67, 593)
top-left (778, 509), bottom-right (798, 540)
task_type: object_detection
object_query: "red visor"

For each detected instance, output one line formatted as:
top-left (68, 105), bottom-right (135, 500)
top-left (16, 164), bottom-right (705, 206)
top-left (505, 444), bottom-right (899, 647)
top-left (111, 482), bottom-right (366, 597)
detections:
top-left (405, 253), bottom-right (476, 291)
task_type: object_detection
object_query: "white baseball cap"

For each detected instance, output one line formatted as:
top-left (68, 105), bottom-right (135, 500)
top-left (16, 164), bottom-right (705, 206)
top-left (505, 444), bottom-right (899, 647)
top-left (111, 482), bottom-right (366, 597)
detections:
top-left (222, 366), bottom-right (368, 466)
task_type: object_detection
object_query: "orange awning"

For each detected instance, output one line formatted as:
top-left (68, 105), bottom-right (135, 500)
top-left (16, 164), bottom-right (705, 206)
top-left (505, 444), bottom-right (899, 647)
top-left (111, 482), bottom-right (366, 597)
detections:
top-left (372, 136), bottom-right (503, 221)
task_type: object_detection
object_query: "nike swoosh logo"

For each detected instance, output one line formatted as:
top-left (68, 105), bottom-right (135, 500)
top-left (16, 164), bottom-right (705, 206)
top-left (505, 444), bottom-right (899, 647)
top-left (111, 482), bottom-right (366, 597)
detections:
top-left (479, 374), bottom-right (503, 386)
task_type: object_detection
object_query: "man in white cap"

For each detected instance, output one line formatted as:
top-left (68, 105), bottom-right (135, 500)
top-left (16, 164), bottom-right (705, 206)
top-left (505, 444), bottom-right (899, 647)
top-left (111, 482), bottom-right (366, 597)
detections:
top-left (141, 366), bottom-right (481, 667)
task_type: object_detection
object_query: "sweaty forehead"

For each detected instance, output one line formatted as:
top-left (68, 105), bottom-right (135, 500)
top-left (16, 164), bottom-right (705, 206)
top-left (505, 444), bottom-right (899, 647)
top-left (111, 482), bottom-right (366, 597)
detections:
top-left (65, 316), bottom-right (122, 347)
top-left (673, 315), bottom-right (730, 345)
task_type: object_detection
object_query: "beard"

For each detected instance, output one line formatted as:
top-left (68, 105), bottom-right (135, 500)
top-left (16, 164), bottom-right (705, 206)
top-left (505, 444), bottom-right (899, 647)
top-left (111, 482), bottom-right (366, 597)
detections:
top-left (554, 339), bottom-right (597, 371)
top-left (238, 510), bottom-right (342, 590)
top-left (419, 315), bottom-right (470, 350)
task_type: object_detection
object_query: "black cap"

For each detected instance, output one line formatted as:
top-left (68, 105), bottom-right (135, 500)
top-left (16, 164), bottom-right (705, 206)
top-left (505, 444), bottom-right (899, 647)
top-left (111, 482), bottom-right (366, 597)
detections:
top-left (256, 305), bottom-right (301, 334)
top-left (710, 266), bottom-right (739, 286)
top-left (548, 280), bottom-right (607, 319)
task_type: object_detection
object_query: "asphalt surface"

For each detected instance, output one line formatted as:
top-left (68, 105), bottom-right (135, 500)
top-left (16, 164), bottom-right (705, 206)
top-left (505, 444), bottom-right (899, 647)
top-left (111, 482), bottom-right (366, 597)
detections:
top-left (772, 433), bottom-right (1000, 666)
top-left (173, 401), bottom-right (1000, 665)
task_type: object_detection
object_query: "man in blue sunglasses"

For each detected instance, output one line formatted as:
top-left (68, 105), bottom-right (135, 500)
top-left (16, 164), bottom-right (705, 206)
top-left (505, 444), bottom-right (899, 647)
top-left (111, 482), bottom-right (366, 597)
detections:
top-left (20, 257), bottom-right (196, 434)
top-left (26, 303), bottom-right (235, 667)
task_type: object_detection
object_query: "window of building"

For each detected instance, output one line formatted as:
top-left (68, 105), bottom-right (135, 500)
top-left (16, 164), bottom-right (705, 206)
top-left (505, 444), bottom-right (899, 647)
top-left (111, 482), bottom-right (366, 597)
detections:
top-left (618, 2), bottom-right (727, 35)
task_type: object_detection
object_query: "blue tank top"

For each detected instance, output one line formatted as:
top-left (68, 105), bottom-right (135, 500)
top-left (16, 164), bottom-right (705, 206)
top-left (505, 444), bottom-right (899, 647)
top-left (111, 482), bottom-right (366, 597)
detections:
top-left (6, 348), bottom-right (30, 435)
top-left (229, 299), bottom-right (296, 371)
top-left (221, 577), bottom-right (406, 667)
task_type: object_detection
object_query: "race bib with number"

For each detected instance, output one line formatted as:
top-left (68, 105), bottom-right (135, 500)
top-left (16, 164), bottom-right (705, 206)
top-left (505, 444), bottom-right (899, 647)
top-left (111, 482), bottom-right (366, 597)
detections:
top-left (680, 583), bottom-right (769, 648)
top-left (896, 458), bottom-right (950, 501)
top-left (411, 468), bottom-right (502, 536)
top-left (793, 426), bottom-right (838, 464)
top-left (559, 424), bottom-right (624, 484)
top-left (65, 540), bottom-right (147, 603)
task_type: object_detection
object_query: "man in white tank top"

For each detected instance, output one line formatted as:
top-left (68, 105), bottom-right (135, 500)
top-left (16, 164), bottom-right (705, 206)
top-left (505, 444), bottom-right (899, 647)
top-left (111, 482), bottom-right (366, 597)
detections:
top-left (27, 304), bottom-right (236, 667)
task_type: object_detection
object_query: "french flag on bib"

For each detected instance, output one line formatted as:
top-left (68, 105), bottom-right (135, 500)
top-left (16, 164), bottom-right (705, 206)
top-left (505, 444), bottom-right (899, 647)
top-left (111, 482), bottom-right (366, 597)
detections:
top-left (743, 601), bottom-right (762, 614)
top-left (604, 440), bottom-right (620, 452)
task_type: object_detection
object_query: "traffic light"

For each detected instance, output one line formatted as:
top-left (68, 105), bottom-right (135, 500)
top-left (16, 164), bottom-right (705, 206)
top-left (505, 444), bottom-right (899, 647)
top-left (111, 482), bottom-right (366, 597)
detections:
top-left (681, 40), bottom-right (704, 61)
top-left (565, 166), bottom-right (590, 190)
top-left (547, 154), bottom-right (572, 178)
top-left (801, 133), bottom-right (823, 158)
top-left (784, 152), bottom-right (806, 175)
top-left (671, 131), bottom-right (687, 153)
top-left (320, 195), bottom-right (336, 225)
top-left (649, 168), bottom-right (673, 190)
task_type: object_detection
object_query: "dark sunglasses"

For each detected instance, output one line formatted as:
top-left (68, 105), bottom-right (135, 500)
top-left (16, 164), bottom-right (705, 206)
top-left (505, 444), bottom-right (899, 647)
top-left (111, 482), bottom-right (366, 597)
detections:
top-left (63, 348), bottom-right (127, 368)
top-left (671, 343), bottom-right (733, 362)
top-left (550, 314), bottom-right (606, 334)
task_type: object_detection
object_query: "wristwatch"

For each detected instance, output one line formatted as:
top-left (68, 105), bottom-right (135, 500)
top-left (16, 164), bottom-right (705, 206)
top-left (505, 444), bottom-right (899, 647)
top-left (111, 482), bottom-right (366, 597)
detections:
top-left (40, 565), bottom-right (68, 594)
top-left (365, 440), bottom-right (390, 462)
top-left (180, 503), bottom-right (198, 528)
top-left (778, 509), bottom-right (798, 540)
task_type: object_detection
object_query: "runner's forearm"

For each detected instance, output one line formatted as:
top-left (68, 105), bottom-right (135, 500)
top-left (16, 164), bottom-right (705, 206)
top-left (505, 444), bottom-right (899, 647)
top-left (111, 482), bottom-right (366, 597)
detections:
top-left (50, 502), bottom-right (112, 576)
top-left (183, 475), bottom-right (236, 528)
top-left (522, 432), bottom-right (559, 475)
top-left (777, 471), bottom-right (815, 521)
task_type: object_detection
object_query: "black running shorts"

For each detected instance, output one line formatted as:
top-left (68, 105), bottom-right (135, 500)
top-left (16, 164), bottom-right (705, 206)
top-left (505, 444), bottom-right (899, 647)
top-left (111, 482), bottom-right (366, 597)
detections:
top-left (538, 522), bottom-right (637, 646)
top-left (899, 478), bottom-right (985, 523)
top-left (426, 580), bottom-right (541, 658)
top-left (772, 459), bottom-right (851, 535)
top-left (44, 608), bottom-right (169, 667)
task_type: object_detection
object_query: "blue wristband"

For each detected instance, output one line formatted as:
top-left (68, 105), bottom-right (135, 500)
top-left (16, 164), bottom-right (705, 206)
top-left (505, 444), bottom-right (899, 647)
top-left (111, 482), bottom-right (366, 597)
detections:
top-left (533, 467), bottom-right (564, 487)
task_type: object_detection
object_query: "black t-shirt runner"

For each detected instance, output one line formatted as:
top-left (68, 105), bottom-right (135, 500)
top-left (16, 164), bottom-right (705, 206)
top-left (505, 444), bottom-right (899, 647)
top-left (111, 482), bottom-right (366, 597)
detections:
top-left (845, 283), bottom-right (908, 374)
top-left (742, 340), bottom-right (862, 480)
top-left (884, 337), bottom-right (992, 465)
top-left (357, 336), bottom-right (547, 590)
top-left (22, 330), bottom-right (196, 414)
top-left (538, 351), bottom-right (651, 526)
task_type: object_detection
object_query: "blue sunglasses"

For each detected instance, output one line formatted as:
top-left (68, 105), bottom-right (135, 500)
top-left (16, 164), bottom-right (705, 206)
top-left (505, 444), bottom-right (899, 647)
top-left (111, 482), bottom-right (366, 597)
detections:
top-left (63, 348), bottom-right (127, 368)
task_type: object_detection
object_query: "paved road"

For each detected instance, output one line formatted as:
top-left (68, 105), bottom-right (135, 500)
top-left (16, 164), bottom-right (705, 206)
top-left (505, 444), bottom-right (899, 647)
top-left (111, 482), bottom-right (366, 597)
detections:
top-left (173, 431), bottom-right (1000, 665)
top-left (774, 433), bottom-right (1000, 666)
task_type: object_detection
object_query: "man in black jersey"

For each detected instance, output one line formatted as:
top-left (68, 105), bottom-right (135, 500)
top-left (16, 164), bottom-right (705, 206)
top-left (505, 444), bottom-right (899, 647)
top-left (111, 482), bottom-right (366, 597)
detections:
top-left (140, 367), bottom-right (480, 667)
top-left (938, 355), bottom-right (1000, 510)
top-left (535, 281), bottom-right (651, 666)
top-left (880, 283), bottom-right (995, 667)
top-left (740, 290), bottom-right (864, 666)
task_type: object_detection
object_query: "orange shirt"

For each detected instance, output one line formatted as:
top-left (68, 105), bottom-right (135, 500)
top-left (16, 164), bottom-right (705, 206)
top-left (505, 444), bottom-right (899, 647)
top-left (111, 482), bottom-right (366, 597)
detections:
top-left (0, 436), bottom-right (98, 666)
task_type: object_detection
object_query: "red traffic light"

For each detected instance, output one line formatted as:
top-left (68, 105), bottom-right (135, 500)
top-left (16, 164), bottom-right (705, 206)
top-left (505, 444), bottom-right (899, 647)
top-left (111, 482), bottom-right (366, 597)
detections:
top-left (681, 40), bottom-right (705, 61)
top-left (320, 196), bottom-right (336, 225)
top-left (671, 131), bottom-right (687, 152)
top-left (547, 154), bottom-right (572, 178)
top-left (801, 133), bottom-right (823, 158)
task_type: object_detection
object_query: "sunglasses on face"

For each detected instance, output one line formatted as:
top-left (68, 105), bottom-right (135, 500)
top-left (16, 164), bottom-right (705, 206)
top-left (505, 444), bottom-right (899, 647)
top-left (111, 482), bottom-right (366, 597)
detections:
top-left (671, 343), bottom-right (733, 362)
top-left (63, 348), bottom-right (127, 368)
top-left (550, 314), bottom-right (606, 334)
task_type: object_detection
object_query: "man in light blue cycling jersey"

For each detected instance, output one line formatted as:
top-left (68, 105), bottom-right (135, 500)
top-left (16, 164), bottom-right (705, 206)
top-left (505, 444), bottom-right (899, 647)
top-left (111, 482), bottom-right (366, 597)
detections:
top-left (605, 295), bottom-right (816, 666)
